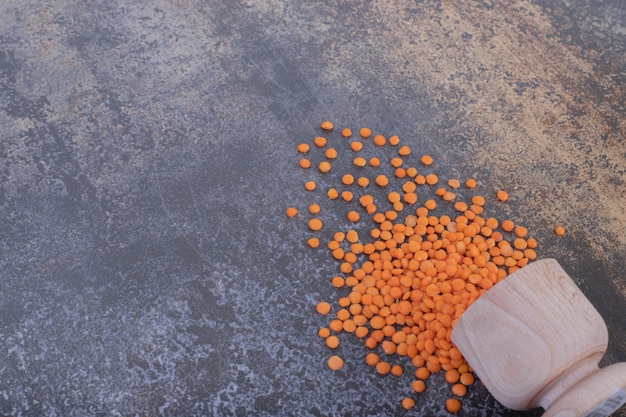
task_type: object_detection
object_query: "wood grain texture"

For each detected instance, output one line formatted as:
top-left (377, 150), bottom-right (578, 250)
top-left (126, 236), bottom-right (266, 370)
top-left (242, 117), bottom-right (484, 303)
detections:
top-left (453, 259), bottom-right (625, 416)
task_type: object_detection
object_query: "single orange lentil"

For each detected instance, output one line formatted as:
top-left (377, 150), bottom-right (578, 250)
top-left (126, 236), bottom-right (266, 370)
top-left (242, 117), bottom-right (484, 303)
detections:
top-left (359, 194), bottom-right (374, 206)
top-left (332, 248), bottom-right (345, 260)
top-left (331, 276), bottom-right (345, 287)
top-left (448, 179), bottom-right (461, 189)
top-left (412, 379), bottom-right (426, 393)
top-left (342, 174), bottom-right (355, 185)
top-left (321, 120), bottom-right (334, 130)
top-left (513, 238), bottom-right (527, 250)
top-left (325, 148), bottom-right (338, 159)
top-left (398, 145), bottom-right (411, 156)
top-left (341, 191), bottom-right (354, 202)
top-left (502, 219), bottom-right (515, 232)
top-left (395, 167), bottom-right (407, 178)
top-left (445, 369), bottom-right (460, 384)
top-left (309, 204), bottom-right (321, 214)
top-left (341, 127), bottom-right (352, 137)
top-left (373, 134), bottom-right (386, 146)
top-left (299, 158), bottom-right (312, 169)
top-left (451, 383), bottom-right (468, 397)
top-left (401, 397), bottom-right (416, 410)
top-left (338, 297), bottom-right (350, 307)
top-left (357, 176), bottom-right (370, 187)
top-left (454, 201), bottom-right (468, 212)
top-left (326, 335), bottom-right (340, 349)
top-left (446, 398), bottom-right (462, 413)
top-left (402, 181), bottom-right (417, 193)
top-left (555, 226), bottom-right (566, 236)
top-left (497, 189), bottom-right (509, 202)
top-left (314, 136), bottom-right (327, 147)
top-left (425, 174), bottom-right (438, 185)
top-left (376, 361), bottom-right (391, 375)
top-left (336, 308), bottom-right (351, 321)
top-left (524, 248), bottom-right (537, 260)
top-left (370, 315), bottom-right (385, 329)
top-left (305, 181), bottom-right (316, 191)
top-left (307, 237), bottom-right (320, 248)
top-left (347, 211), bottom-right (361, 222)
top-left (485, 217), bottom-right (498, 230)
top-left (316, 301), bottom-right (331, 315)
top-left (465, 178), bottom-right (477, 188)
top-left (359, 127), bottom-right (372, 138)
top-left (390, 157), bottom-right (403, 168)
top-left (329, 320), bottom-right (343, 333)
top-left (391, 364), bottom-right (403, 376)
top-left (459, 372), bottom-right (475, 386)
top-left (515, 226), bottom-right (529, 238)
top-left (351, 141), bottom-right (364, 152)
top-left (375, 175), bottom-right (390, 187)
top-left (297, 143), bottom-right (310, 153)
top-left (389, 135), bottom-right (400, 146)
top-left (416, 367), bottom-right (431, 380)
top-left (318, 161), bottom-right (332, 173)
top-left (346, 229), bottom-right (359, 243)
top-left (318, 327), bottom-right (330, 338)
top-left (424, 199), bottom-right (437, 211)
top-left (308, 218), bottom-right (323, 231)
top-left (365, 352), bottom-right (380, 366)
top-left (388, 191), bottom-right (401, 203)
top-left (471, 195), bottom-right (486, 206)
top-left (404, 193), bottom-right (418, 205)
top-left (421, 155), bottom-right (434, 165)
top-left (327, 355), bottom-right (344, 370)
top-left (369, 157), bottom-right (381, 167)
top-left (353, 157), bottom-right (367, 167)
top-left (286, 207), bottom-right (298, 217)
top-left (327, 188), bottom-right (339, 200)
top-left (442, 191), bottom-right (456, 201)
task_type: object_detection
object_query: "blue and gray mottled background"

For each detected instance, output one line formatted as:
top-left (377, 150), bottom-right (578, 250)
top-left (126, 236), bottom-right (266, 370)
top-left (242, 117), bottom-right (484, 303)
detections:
top-left (1, 1), bottom-right (624, 416)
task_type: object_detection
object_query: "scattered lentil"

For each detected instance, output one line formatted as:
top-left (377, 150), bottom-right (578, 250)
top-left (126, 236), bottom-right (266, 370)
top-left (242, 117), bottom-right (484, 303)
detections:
top-left (319, 161), bottom-right (332, 173)
top-left (308, 218), bottom-right (323, 231)
top-left (289, 121), bottom-right (539, 413)
top-left (308, 237), bottom-right (320, 248)
top-left (421, 155), bottom-right (434, 166)
top-left (402, 397), bottom-right (416, 410)
top-left (374, 134), bottom-right (386, 146)
top-left (351, 141), bottom-right (364, 152)
top-left (446, 398), bottom-right (462, 413)
top-left (360, 127), bottom-right (372, 138)
top-left (497, 189), bottom-right (509, 202)
top-left (327, 355), bottom-right (344, 370)
top-left (314, 136), bottom-right (327, 147)
top-left (354, 157), bottom-right (367, 167)
top-left (321, 121), bottom-right (334, 130)
top-left (316, 301), bottom-right (331, 315)
top-left (325, 148), bottom-right (338, 159)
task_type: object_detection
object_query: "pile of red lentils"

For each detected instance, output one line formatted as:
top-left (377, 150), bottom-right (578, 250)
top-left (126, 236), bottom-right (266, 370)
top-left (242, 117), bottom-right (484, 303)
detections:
top-left (286, 121), bottom-right (540, 413)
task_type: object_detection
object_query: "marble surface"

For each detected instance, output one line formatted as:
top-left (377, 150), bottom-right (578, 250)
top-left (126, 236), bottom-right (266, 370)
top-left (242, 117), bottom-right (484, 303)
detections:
top-left (0, 1), bottom-right (624, 416)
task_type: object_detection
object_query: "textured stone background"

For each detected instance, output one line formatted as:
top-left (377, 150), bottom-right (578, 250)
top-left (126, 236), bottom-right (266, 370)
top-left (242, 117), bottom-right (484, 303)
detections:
top-left (0, 1), bottom-right (624, 416)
